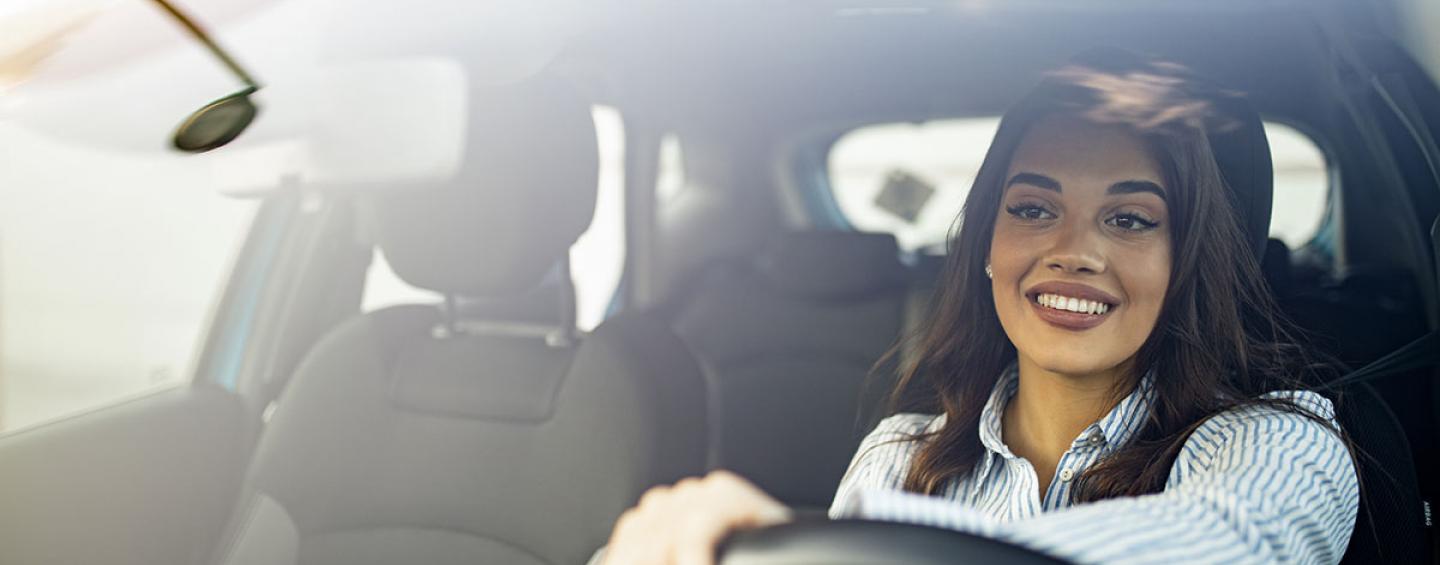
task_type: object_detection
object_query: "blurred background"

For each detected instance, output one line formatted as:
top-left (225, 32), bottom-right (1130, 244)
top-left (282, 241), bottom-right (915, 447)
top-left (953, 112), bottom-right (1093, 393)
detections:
top-left (0, 0), bottom-right (1429, 432)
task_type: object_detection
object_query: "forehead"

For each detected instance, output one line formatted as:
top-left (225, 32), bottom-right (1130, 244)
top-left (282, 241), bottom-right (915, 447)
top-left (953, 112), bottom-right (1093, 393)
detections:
top-left (1007, 116), bottom-right (1165, 188)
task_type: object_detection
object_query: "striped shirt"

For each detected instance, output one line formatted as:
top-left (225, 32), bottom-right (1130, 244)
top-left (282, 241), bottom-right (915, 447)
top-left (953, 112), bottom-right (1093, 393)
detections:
top-left (828, 365), bottom-right (1358, 564)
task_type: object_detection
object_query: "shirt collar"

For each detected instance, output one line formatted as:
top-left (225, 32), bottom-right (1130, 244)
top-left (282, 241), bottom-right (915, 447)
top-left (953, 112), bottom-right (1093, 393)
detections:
top-left (975, 363), bottom-right (1156, 464)
top-left (977, 363), bottom-right (1021, 460)
top-left (1087, 371), bottom-right (1155, 451)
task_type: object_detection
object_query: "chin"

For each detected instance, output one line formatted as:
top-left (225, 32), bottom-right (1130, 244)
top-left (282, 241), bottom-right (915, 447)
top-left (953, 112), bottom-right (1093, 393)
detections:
top-left (1027, 348), bottom-right (1129, 379)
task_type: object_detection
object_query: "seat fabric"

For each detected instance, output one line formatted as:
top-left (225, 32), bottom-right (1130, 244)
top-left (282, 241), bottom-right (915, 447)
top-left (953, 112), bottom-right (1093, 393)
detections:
top-left (667, 232), bottom-right (918, 509)
top-left (221, 307), bottom-right (705, 565)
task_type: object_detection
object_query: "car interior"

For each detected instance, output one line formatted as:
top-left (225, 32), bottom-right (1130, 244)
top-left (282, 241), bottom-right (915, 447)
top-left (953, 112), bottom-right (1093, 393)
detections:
top-left (0, 1), bottom-right (1437, 564)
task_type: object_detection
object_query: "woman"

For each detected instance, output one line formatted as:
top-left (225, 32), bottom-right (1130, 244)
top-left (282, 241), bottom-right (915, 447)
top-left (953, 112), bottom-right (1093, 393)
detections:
top-left (600, 52), bottom-right (1358, 565)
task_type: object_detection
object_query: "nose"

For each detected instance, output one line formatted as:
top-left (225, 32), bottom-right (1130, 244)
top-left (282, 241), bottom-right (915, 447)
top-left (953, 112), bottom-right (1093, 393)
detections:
top-left (1043, 222), bottom-right (1106, 275)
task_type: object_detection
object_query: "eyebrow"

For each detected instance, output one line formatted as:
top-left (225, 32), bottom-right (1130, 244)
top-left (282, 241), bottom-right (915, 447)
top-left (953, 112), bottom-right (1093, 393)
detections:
top-left (1006, 172), bottom-right (1060, 191)
top-left (1005, 172), bottom-right (1166, 198)
top-left (1106, 179), bottom-right (1166, 198)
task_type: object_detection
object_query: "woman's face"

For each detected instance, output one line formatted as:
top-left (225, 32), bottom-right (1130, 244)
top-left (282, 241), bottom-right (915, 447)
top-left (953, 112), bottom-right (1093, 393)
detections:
top-left (989, 115), bottom-right (1172, 379)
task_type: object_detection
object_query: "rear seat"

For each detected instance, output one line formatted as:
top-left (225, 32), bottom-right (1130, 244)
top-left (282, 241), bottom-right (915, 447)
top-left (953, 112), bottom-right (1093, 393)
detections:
top-left (664, 231), bottom-right (930, 509)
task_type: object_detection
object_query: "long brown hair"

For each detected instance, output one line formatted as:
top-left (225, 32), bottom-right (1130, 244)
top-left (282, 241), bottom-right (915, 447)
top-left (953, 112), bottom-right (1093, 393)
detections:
top-left (886, 51), bottom-right (1342, 502)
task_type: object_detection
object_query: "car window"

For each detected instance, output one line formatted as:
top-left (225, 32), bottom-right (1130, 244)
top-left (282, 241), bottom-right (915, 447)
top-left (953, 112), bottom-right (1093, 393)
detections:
top-left (1265, 123), bottom-right (1330, 248)
top-left (826, 119), bottom-right (1329, 252)
top-left (362, 105), bottom-right (627, 332)
top-left (0, 123), bottom-right (258, 432)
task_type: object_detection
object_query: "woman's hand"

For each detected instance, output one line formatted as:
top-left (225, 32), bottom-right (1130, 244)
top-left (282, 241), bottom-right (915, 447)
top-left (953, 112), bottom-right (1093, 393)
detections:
top-left (602, 470), bottom-right (793, 565)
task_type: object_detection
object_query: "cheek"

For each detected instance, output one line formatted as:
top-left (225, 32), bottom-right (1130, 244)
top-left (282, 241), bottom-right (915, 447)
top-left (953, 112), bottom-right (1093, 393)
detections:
top-left (987, 224), bottom-right (1033, 278)
top-left (987, 225), bottom-right (1045, 328)
top-left (1119, 241), bottom-right (1172, 322)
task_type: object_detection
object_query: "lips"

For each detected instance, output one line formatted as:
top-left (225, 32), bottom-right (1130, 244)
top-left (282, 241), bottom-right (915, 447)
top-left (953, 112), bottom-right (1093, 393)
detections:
top-left (1024, 281), bottom-right (1122, 331)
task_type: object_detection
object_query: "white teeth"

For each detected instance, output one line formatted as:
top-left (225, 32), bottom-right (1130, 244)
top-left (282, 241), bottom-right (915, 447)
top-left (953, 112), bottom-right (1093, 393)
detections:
top-left (1035, 293), bottom-right (1112, 315)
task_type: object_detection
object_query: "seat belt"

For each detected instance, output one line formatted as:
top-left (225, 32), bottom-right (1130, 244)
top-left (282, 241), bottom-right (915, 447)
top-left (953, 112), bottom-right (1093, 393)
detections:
top-left (1325, 329), bottom-right (1440, 389)
top-left (1326, 215), bottom-right (1440, 389)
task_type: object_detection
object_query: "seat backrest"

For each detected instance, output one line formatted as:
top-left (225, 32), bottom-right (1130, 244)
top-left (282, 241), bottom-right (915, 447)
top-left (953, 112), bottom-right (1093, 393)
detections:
top-left (1252, 174), bottom-right (1429, 564)
top-left (1337, 383), bottom-right (1429, 564)
top-left (667, 231), bottom-right (915, 508)
top-left (1196, 78), bottom-right (1434, 561)
top-left (214, 78), bottom-right (707, 565)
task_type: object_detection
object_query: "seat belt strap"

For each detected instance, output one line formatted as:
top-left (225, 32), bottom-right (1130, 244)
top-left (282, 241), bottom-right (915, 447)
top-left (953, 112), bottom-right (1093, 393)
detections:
top-left (1326, 330), bottom-right (1440, 389)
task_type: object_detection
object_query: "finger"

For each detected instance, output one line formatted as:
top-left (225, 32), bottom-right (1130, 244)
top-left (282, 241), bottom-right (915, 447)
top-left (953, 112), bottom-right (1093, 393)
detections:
top-left (638, 485), bottom-right (672, 508)
top-left (673, 542), bottom-right (716, 565)
top-left (602, 512), bottom-right (638, 565)
top-left (615, 504), bottom-right (680, 565)
top-left (675, 475), bottom-right (703, 488)
top-left (673, 533), bottom-right (720, 565)
top-left (747, 502), bottom-right (794, 527)
top-left (608, 509), bottom-right (639, 546)
top-left (671, 512), bottom-right (729, 565)
top-left (613, 508), bottom-right (669, 565)
top-left (706, 469), bottom-right (740, 484)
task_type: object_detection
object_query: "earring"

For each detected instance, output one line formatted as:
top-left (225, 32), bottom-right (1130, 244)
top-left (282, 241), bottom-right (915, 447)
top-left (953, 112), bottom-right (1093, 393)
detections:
top-left (985, 264), bottom-right (993, 279)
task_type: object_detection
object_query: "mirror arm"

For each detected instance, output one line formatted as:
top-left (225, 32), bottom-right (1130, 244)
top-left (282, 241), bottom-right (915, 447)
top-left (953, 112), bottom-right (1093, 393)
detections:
top-left (147, 0), bottom-right (261, 90)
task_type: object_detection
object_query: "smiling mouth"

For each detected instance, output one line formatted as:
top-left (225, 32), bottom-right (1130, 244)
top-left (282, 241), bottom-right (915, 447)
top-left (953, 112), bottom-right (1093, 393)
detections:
top-left (1025, 291), bottom-right (1118, 331)
top-left (1032, 293), bottom-right (1112, 315)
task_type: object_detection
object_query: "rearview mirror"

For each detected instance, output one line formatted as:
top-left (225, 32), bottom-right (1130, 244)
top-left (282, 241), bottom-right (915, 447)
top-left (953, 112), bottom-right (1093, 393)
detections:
top-left (150, 0), bottom-right (262, 153)
top-left (172, 87), bottom-right (259, 152)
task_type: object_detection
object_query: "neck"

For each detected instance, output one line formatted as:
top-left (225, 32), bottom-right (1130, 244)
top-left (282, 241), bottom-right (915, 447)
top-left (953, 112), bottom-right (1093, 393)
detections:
top-left (1001, 356), bottom-right (1133, 489)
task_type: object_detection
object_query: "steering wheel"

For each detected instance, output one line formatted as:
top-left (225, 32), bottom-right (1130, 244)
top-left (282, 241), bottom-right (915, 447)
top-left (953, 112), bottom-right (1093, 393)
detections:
top-left (718, 519), bottom-right (1068, 565)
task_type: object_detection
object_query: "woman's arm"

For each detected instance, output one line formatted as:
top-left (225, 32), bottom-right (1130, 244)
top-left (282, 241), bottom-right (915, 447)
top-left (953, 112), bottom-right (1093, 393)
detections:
top-left (837, 395), bottom-right (1359, 564)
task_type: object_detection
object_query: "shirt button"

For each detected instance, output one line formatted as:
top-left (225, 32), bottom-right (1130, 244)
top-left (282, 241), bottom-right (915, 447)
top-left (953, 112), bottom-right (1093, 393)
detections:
top-left (1088, 433), bottom-right (1104, 444)
top-left (1059, 468), bottom-right (1075, 482)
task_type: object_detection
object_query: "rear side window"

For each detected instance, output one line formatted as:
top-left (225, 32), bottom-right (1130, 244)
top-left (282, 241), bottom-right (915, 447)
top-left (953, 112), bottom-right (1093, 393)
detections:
top-left (826, 119), bottom-right (1328, 252)
top-left (827, 118), bottom-right (1000, 253)
top-left (1265, 123), bottom-right (1329, 248)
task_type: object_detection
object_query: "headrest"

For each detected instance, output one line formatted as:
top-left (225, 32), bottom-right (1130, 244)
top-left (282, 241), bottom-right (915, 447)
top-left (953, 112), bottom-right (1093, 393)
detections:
top-left (754, 232), bottom-right (909, 299)
top-left (1261, 238), bottom-right (1293, 297)
top-left (1206, 95), bottom-right (1273, 260)
top-left (372, 78), bottom-right (598, 297)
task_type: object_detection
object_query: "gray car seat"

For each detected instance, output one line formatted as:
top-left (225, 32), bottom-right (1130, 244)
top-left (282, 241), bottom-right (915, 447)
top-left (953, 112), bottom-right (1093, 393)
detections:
top-left (664, 231), bottom-right (919, 509)
top-left (212, 78), bottom-right (708, 565)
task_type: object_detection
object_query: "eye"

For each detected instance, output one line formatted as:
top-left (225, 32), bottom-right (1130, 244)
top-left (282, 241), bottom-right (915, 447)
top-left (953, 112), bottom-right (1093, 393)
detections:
top-left (1005, 203), bottom-right (1056, 221)
top-left (1106, 212), bottom-right (1160, 232)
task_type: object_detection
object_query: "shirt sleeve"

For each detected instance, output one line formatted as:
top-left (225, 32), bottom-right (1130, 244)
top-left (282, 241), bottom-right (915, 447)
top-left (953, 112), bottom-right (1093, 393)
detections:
top-left (833, 393), bottom-right (1360, 565)
top-left (828, 413), bottom-right (939, 518)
